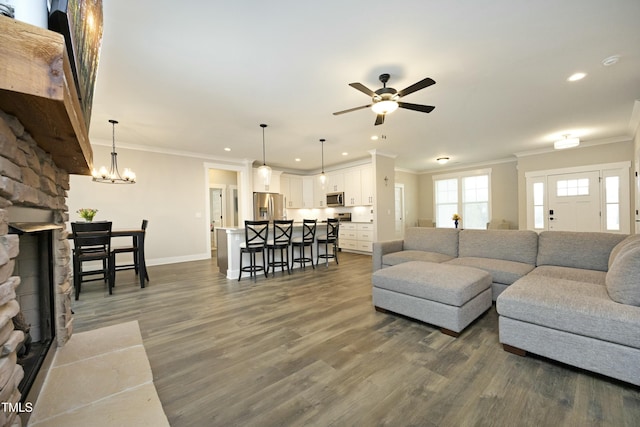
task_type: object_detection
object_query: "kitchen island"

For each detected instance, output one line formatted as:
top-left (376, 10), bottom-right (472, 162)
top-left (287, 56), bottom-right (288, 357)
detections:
top-left (216, 223), bottom-right (335, 279)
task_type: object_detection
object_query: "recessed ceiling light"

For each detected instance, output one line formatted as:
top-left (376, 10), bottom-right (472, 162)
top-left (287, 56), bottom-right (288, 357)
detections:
top-left (567, 72), bottom-right (587, 82)
top-left (436, 157), bottom-right (450, 164)
top-left (602, 55), bottom-right (620, 66)
top-left (295, 158), bottom-right (301, 162)
top-left (342, 152), bottom-right (348, 156)
top-left (224, 147), bottom-right (231, 152)
top-left (371, 135), bottom-right (379, 141)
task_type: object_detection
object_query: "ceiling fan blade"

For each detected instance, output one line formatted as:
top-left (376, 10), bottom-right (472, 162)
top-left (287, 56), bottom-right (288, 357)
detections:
top-left (397, 102), bottom-right (435, 113)
top-left (374, 114), bottom-right (385, 126)
top-left (397, 77), bottom-right (436, 98)
top-left (333, 104), bottom-right (372, 115)
top-left (349, 82), bottom-right (377, 97)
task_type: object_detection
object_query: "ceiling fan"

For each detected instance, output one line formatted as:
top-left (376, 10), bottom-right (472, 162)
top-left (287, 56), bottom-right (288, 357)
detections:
top-left (333, 73), bottom-right (436, 125)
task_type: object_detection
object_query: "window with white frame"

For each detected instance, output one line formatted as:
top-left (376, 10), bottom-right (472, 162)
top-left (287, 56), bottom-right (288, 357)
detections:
top-left (433, 169), bottom-right (491, 229)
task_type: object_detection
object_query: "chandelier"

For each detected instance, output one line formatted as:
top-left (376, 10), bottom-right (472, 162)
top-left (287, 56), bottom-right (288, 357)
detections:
top-left (92, 119), bottom-right (136, 184)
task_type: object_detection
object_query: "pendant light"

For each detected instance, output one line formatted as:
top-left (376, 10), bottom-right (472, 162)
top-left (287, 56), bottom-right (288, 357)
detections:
top-left (319, 138), bottom-right (326, 184)
top-left (257, 124), bottom-right (272, 188)
top-left (92, 119), bottom-right (136, 184)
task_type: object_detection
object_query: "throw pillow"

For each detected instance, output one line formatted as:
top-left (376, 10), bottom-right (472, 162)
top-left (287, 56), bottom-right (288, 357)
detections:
top-left (606, 245), bottom-right (640, 306)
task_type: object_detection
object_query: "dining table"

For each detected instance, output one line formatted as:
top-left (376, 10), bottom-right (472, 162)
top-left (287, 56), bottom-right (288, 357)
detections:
top-left (68, 225), bottom-right (148, 289)
top-left (111, 228), bottom-right (149, 289)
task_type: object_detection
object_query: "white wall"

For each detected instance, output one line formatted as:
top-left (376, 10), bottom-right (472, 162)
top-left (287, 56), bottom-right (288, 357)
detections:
top-left (68, 145), bottom-right (251, 266)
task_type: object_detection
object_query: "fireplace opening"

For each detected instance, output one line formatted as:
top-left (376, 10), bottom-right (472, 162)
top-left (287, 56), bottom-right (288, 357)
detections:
top-left (10, 229), bottom-right (57, 401)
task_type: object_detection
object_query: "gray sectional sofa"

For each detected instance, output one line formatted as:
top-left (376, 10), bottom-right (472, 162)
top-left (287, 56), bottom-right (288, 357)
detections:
top-left (372, 227), bottom-right (640, 386)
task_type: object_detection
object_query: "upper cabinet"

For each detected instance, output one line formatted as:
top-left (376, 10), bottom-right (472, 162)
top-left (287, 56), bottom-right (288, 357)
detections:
top-left (280, 174), bottom-right (299, 208)
top-left (344, 168), bottom-right (362, 206)
top-left (344, 165), bottom-right (374, 206)
top-left (360, 165), bottom-right (374, 205)
top-left (326, 172), bottom-right (345, 193)
top-left (280, 164), bottom-right (373, 209)
top-left (301, 177), bottom-right (314, 208)
top-left (313, 176), bottom-right (326, 208)
top-left (254, 169), bottom-right (281, 193)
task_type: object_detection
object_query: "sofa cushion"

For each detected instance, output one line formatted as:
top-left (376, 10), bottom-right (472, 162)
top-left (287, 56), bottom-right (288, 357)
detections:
top-left (497, 275), bottom-right (640, 349)
top-left (536, 231), bottom-right (627, 272)
top-left (528, 265), bottom-right (606, 285)
top-left (383, 250), bottom-right (454, 266)
top-left (446, 257), bottom-right (534, 285)
top-left (606, 246), bottom-right (640, 306)
top-left (403, 227), bottom-right (460, 257)
top-left (458, 230), bottom-right (538, 265)
top-left (372, 261), bottom-right (491, 307)
top-left (608, 234), bottom-right (640, 268)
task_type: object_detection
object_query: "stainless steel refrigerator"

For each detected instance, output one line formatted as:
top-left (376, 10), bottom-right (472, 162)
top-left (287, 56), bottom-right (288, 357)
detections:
top-left (253, 192), bottom-right (285, 221)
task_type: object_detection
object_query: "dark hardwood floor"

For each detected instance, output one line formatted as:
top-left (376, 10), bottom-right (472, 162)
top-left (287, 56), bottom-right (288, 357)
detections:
top-left (72, 252), bottom-right (640, 426)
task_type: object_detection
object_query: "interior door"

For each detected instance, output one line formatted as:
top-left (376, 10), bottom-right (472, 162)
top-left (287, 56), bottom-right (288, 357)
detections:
top-left (547, 171), bottom-right (601, 231)
top-left (394, 185), bottom-right (404, 238)
top-left (210, 188), bottom-right (223, 248)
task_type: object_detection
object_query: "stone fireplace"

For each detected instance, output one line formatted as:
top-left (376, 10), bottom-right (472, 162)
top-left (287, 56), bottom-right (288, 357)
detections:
top-left (0, 111), bottom-right (74, 426)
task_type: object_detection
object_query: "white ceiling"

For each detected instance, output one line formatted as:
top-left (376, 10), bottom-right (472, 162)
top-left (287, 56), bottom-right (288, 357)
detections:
top-left (87, 0), bottom-right (640, 174)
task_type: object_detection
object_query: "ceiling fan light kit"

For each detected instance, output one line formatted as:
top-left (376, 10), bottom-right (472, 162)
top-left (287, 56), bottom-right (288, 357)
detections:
top-left (333, 73), bottom-right (436, 125)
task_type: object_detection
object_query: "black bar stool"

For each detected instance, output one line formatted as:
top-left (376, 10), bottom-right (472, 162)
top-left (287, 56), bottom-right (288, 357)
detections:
top-left (316, 218), bottom-right (339, 267)
top-left (266, 220), bottom-right (294, 275)
top-left (291, 219), bottom-right (317, 270)
top-left (238, 220), bottom-right (269, 281)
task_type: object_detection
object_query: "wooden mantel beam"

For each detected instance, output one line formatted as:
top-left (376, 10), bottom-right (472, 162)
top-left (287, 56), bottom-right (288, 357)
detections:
top-left (0, 15), bottom-right (92, 175)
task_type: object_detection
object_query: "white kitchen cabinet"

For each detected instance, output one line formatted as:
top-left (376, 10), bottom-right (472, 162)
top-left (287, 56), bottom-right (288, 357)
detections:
top-left (281, 174), bottom-right (303, 208)
top-left (338, 223), bottom-right (358, 250)
top-left (344, 168), bottom-right (361, 206)
top-left (327, 172), bottom-right (344, 193)
top-left (313, 175), bottom-right (326, 208)
top-left (360, 165), bottom-right (374, 205)
top-left (339, 222), bottom-right (373, 253)
top-left (302, 176), bottom-right (314, 208)
top-left (255, 169), bottom-right (281, 193)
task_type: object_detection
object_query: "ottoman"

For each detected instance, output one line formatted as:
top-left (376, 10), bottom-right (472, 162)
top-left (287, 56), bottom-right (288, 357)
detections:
top-left (372, 261), bottom-right (492, 336)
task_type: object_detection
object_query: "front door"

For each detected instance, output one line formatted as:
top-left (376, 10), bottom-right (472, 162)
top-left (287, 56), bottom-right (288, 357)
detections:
top-left (547, 171), bottom-right (601, 231)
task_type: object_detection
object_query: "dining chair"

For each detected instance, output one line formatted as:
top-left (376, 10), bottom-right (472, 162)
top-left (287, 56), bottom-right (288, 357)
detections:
top-left (109, 219), bottom-right (149, 289)
top-left (71, 221), bottom-right (112, 300)
top-left (266, 219), bottom-right (294, 275)
top-left (316, 218), bottom-right (340, 267)
top-left (291, 219), bottom-right (317, 270)
top-left (239, 220), bottom-right (269, 281)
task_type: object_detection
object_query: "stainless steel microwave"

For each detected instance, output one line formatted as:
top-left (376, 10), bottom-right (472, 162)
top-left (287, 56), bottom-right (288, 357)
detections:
top-left (326, 192), bottom-right (344, 207)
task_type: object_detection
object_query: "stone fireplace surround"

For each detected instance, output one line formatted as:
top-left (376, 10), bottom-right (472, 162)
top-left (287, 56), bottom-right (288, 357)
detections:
top-left (0, 110), bottom-right (73, 426)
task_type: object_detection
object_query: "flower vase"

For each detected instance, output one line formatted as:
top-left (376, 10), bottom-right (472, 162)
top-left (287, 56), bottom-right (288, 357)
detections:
top-left (454, 220), bottom-right (459, 228)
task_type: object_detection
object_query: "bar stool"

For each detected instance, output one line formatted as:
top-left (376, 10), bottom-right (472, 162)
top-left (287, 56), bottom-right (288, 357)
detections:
top-left (291, 219), bottom-right (317, 270)
top-left (238, 220), bottom-right (269, 281)
top-left (316, 218), bottom-right (340, 267)
top-left (266, 219), bottom-right (294, 275)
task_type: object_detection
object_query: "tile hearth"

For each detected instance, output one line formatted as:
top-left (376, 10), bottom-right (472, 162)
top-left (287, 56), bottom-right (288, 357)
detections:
top-left (27, 321), bottom-right (169, 427)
